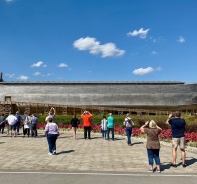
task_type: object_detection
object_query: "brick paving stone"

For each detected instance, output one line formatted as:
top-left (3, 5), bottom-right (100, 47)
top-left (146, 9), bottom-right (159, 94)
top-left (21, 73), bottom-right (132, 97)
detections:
top-left (0, 129), bottom-right (196, 173)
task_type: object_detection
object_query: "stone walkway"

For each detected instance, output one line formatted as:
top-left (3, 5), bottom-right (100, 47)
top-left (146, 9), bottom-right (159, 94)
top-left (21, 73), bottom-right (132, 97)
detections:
top-left (0, 129), bottom-right (197, 173)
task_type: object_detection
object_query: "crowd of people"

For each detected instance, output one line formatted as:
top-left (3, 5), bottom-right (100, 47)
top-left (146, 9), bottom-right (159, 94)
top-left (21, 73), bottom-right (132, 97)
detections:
top-left (0, 111), bottom-right (38, 138)
top-left (0, 108), bottom-right (187, 172)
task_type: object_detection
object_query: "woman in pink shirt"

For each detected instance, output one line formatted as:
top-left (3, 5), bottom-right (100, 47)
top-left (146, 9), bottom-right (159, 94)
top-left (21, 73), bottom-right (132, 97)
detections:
top-left (45, 118), bottom-right (59, 155)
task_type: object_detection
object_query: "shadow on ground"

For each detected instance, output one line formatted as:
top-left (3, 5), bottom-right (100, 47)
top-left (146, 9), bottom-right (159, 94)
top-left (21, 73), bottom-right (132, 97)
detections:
top-left (57, 150), bottom-right (75, 155)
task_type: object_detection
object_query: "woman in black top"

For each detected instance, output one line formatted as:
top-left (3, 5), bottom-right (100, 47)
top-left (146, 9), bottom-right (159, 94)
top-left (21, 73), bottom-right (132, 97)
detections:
top-left (70, 114), bottom-right (80, 140)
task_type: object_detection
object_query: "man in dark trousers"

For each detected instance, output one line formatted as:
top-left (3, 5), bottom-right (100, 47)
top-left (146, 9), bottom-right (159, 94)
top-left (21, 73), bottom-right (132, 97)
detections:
top-left (30, 114), bottom-right (38, 138)
top-left (81, 111), bottom-right (92, 139)
top-left (166, 111), bottom-right (186, 168)
top-left (15, 111), bottom-right (21, 135)
top-left (0, 114), bottom-right (6, 134)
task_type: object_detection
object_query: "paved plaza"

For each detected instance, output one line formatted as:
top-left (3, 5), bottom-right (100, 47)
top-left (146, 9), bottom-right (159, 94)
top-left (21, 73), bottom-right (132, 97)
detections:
top-left (0, 129), bottom-right (197, 173)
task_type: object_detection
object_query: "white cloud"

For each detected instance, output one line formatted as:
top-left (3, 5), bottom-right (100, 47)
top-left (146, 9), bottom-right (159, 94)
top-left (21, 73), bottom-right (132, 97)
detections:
top-left (5, 0), bottom-right (14, 3)
top-left (156, 67), bottom-right (162, 71)
top-left (58, 63), bottom-right (68, 67)
top-left (177, 36), bottom-right (185, 43)
top-left (46, 73), bottom-right (54, 76)
top-left (133, 67), bottom-right (154, 75)
top-left (33, 72), bottom-right (41, 76)
top-left (17, 75), bottom-right (29, 81)
top-left (5, 73), bottom-right (14, 78)
top-left (73, 37), bottom-right (125, 58)
top-left (43, 64), bottom-right (47, 67)
top-left (151, 51), bottom-right (157, 55)
top-left (31, 61), bottom-right (44, 67)
top-left (127, 28), bottom-right (150, 39)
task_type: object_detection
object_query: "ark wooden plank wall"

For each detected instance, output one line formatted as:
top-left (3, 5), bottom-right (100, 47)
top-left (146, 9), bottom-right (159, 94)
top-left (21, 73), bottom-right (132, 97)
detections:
top-left (0, 81), bottom-right (197, 113)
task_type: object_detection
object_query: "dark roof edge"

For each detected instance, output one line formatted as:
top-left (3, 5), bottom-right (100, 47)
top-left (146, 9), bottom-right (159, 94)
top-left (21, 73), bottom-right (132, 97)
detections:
top-left (0, 81), bottom-right (186, 85)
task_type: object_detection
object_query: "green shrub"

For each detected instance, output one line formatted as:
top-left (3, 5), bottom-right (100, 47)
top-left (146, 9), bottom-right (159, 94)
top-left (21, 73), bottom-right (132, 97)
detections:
top-left (37, 114), bottom-right (197, 132)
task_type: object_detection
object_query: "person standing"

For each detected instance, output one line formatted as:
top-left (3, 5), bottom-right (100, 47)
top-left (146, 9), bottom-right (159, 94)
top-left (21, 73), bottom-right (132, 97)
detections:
top-left (107, 113), bottom-right (115, 140)
top-left (0, 114), bottom-right (6, 134)
top-left (81, 110), bottom-right (92, 139)
top-left (166, 111), bottom-right (186, 168)
top-left (22, 112), bottom-right (28, 125)
top-left (45, 107), bottom-right (56, 122)
top-left (6, 112), bottom-right (18, 137)
top-left (140, 120), bottom-right (162, 173)
top-left (70, 114), bottom-right (80, 140)
top-left (23, 113), bottom-right (31, 138)
top-left (31, 114), bottom-right (38, 138)
top-left (123, 113), bottom-right (134, 145)
top-left (15, 111), bottom-right (21, 135)
top-left (45, 118), bottom-right (59, 155)
top-left (101, 116), bottom-right (107, 139)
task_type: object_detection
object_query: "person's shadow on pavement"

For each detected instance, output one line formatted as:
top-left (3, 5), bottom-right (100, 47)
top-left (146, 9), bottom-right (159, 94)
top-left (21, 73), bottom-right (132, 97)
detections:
top-left (185, 157), bottom-right (197, 167)
top-left (57, 150), bottom-right (75, 155)
top-left (160, 162), bottom-right (172, 172)
top-left (161, 157), bottom-right (197, 171)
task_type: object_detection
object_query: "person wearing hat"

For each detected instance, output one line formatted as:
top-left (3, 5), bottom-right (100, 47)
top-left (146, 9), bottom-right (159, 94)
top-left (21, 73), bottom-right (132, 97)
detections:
top-left (15, 111), bottom-right (21, 135)
top-left (140, 120), bottom-right (162, 173)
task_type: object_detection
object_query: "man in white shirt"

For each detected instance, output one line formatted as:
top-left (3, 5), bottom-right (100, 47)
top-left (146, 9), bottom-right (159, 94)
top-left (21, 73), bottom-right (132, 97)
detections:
top-left (6, 112), bottom-right (18, 137)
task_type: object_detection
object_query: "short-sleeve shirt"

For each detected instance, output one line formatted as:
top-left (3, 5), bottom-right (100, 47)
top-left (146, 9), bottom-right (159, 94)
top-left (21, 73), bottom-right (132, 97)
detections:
top-left (169, 118), bottom-right (186, 138)
top-left (70, 118), bottom-right (80, 127)
top-left (81, 114), bottom-right (92, 127)
top-left (107, 116), bottom-right (114, 128)
top-left (45, 114), bottom-right (55, 122)
top-left (31, 116), bottom-right (38, 125)
top-left (45, 123), bottom-right (59, 134)
top-left (144, 128), bottom-right (161, 149)
top-left (6, 115), bottom-right (17, 126)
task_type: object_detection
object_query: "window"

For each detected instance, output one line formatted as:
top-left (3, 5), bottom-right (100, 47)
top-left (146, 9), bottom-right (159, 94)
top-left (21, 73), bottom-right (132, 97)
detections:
top-left (5, 96), bottom-right (11, 101)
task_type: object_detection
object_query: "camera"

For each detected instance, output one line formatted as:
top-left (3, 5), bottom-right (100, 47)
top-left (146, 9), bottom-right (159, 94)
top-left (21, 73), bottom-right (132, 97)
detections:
top-left (171, 114), bottom-right (175, 118)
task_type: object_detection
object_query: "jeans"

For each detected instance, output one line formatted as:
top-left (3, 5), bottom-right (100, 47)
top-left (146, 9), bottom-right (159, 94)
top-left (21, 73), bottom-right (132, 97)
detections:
top-left (23, 128), bottom-right (30, 137)
top-left (15, 122), bottom-right (20, 133)
top-left (84, 126), bottom-right (91, 139)
top-left (0, 123), bottom-right (5, 134)
top-left (102, 130), bottom-right (107, 138)
top-left (31, 124), bottom-right (37, 137)
top-left (147, 149), bottom-right (160, 165)
top-left (107, 127), bottom-right (114, 140)
top-left (47, 134), bottom-right (58, 153)
top-left (126, 127), bottom-right (132, 144)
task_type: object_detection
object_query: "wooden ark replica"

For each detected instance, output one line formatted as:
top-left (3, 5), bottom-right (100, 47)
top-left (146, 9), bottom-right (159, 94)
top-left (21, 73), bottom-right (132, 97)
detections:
top-left (0, 72), bottom-right (197, 115)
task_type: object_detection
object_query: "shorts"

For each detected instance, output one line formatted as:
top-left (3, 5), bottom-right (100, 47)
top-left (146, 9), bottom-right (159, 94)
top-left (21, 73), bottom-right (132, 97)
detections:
top-left (9, 125), bottom-right (16, 131)
top-left (172, 137), bottom-right (185, 149)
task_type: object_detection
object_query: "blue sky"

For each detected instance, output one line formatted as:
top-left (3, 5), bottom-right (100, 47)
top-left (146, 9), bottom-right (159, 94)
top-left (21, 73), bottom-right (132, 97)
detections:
top-left (0, 0), bottom-right (197, 82)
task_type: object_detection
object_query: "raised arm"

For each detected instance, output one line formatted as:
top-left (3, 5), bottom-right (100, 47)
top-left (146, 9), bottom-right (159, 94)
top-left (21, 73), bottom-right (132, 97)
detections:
top-left (140, 121), bottom-right (149, 133)
top-left (52, 107), bottom-right (56, 115)
top-left (156, 125), bottom-right (162, 131)
top-left (166, 114), bottom-right (173, 124)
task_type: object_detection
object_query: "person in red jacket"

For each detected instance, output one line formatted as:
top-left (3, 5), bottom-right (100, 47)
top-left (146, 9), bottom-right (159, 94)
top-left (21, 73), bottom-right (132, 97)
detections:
top-left (81, 110), bottom-right (93, 139)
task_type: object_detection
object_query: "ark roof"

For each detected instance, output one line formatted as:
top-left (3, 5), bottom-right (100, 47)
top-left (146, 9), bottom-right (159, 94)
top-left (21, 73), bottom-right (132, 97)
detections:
top-left (0, 81), bottom-right (185, 85)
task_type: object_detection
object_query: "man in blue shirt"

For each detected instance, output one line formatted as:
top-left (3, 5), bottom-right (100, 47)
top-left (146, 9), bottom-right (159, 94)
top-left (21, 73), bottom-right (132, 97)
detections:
top-left (31, 114), bottom-right (38, 138)
top-left (107, 113), bottom-right (115, 140)
top-left (15, 111), bottom-right (21, 135)
top-left (166, 111), bottom-right (186, 168)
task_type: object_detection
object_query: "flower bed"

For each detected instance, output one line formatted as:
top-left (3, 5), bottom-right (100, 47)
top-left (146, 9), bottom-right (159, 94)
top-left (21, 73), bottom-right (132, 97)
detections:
top-left (36, 122), bottom-right (197, 143)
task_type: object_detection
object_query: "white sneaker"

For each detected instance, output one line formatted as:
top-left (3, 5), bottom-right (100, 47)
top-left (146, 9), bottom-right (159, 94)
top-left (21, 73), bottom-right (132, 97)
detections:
top-left (53, 150), bottom-right (57, 155)
top-left (48, 152), bottom-right (52, 156)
